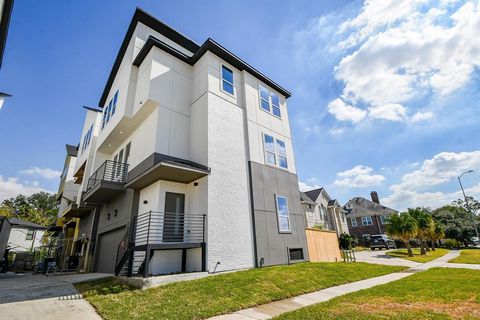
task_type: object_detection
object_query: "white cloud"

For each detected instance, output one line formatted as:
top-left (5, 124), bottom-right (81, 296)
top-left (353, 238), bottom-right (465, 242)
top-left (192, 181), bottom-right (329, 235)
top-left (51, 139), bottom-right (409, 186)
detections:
top-left (329, 0), bottom-right (480, 124)
top-left (20, 167), bottom-right (61, 180)
top-left (411, 111), bottom-right (434, 122)
top-left (368, 104), bottom-right (407, 121)
top-left (334, 165), bottom-right (385, 188)
top-left (299, 178), bottom-right (323, 192)
top-left (382, 150), bottom-right (480, 209)
top-left (329, 127), bottom-right (345, 135)
top-left (327, 98), bottom-right (367, 123)
top-left (0, 176), bottom-right (50, 202)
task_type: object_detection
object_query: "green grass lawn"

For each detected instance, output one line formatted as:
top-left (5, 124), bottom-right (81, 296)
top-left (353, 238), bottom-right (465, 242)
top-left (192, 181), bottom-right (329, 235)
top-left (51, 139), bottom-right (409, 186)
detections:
top-left (449, 249), bottom-right (480, 264)
top-left (75, 262), bottom-right (405, 320)
top-left (276, 268), bottom-right (480, 320)
top-left (386, 248), bottom-right (449, 263)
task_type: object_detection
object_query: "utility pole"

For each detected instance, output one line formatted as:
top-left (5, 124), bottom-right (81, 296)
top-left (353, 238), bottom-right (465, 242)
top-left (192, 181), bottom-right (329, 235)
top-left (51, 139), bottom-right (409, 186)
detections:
top-left (457, 170), bottom-right (479, 238)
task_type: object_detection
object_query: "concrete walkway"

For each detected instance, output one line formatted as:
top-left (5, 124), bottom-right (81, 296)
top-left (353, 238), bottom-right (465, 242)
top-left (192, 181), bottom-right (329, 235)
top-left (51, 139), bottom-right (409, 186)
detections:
top-left (354, 249), bottom-right (422, 267)
top-left (0, 272), bottom-right (111, 320)
top-left (209, 250), bottom-right (464, 320)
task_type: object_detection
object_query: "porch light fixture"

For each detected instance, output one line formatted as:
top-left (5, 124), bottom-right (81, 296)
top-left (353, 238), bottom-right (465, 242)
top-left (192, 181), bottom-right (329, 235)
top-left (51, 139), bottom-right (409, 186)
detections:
top-left (0, 92), bottom-right (11, 110)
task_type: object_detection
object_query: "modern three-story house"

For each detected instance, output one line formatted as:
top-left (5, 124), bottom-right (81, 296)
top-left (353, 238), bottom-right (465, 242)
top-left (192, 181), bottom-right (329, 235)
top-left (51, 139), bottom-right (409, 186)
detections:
top-left (56, 8), bottom-right (308, 276)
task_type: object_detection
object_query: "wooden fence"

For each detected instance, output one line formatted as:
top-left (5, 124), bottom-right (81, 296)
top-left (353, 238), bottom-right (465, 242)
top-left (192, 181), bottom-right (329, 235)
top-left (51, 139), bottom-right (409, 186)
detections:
top-left (305, 228), bottom-right (341, 262)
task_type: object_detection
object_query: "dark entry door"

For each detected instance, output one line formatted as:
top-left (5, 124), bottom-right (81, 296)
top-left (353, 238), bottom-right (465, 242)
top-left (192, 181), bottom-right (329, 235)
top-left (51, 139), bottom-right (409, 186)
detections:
top-left (163, 192), bottom-right (185, 243)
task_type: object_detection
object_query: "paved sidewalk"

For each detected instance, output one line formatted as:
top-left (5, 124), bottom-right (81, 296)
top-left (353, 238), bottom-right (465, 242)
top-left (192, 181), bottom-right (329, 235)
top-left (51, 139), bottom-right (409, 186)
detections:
top-left (354, 249), bottom-right (422, 267)
top-left (0, 272), bottom-right (111, 320)
top-left (209, 250), bottom-right (464, 320)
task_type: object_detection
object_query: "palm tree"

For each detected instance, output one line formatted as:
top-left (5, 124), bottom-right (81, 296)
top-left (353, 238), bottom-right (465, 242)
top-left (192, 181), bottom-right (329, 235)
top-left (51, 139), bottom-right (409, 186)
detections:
top-left (386, 212), bottom-right (418, 257)
top-left (408, 208), bottom-right (435, 254)
top-left (430, 221), bottom-right (445, 251)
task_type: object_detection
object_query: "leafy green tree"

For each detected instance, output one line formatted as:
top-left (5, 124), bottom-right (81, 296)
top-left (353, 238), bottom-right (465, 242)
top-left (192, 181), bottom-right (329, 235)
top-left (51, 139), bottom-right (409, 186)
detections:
top-left (0, 192), bottom-right (58, 226)
top-left (338, 233), bottom-right (355, 250)
top-left (386, 212), bottom-right (418, 257)
top-left (408, 208), bottom-right (435, 254)
top-left (429, 221), bottom-right (445, 251)
top-left (432, 205), bottom-right (475, 246)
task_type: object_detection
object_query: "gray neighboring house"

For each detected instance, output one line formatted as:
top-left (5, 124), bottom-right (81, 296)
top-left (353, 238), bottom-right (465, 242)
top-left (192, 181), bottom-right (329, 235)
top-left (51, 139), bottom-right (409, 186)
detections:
top-left (344, 191), bottom-right (398, 239)
top-left (3, 217), bottom-right (47, 252)
top-left (300, 188), bottom-right (349, 236)
top-left (0, 216), bottom-right (12, 259)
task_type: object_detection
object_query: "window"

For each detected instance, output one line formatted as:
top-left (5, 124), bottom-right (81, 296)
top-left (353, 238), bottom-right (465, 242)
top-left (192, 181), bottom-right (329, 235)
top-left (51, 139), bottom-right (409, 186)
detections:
top-left (259, 85), bottom-right (270, 112)
top-left (102, 90), bottom-right (119, 129)
top-left (258, 85), bottom-right (281, 118)
top-left (271, 93), bottom-right (281, 117)
top-left (263, 133), bottom-right (288, 169)
top-left (380, 215), bottom-right (390, 224)
top-left (351, 217), bottom-right (358, 227)
top-left (263, 134), bottom-right (276, 166)
top-left (275, 139), bottom-right (288, 169)
top-left (221, 65), bottom-right (234, 95)
top-left (289, 248), bottom-right (304, 261)
top-left (276, 196), bottom-right (290, 232)
top-left (362, 216), bottom-right (373, 226)
top-left (25, 229), bottom-right (34, 241)
top-left (81, 124), bottom-right (93, 154)
top-left (320, 205), bottom-right (327, 220)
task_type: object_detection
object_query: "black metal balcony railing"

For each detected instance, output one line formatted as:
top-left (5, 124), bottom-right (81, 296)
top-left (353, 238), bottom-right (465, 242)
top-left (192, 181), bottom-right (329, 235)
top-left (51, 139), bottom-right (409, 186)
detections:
top-left (135, 211), bottom-right (206, 245)
top-left (87, 160), bottom-right (129, 191)
top-left (115, 211), bottom-right (206, 276)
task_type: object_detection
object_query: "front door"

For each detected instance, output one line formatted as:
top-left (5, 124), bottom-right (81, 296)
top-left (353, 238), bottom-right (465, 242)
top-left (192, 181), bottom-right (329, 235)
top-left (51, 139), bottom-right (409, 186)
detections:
top-left (163, 192), bottom-right (185, 243)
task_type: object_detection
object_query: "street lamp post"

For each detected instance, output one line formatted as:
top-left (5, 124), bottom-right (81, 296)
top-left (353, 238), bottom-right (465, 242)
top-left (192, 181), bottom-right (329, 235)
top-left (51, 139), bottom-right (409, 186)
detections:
top-left (457, 170), bottom-right (478, 238)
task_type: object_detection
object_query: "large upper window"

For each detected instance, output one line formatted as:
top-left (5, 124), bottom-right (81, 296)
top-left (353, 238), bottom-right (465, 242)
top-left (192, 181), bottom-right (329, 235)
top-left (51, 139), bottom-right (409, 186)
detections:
top-left (221, 65), bottom-right (234, 95)
top-left (102, 90), bottom-right (119, 129)
top-left (362, 216), bottom-right (373, 226)
top-left (258, 85), bottom-right (281, 118)
top-left (263, 133), bottom-right (288, 169)
top-left (276, 196), bottom-right (291, 232)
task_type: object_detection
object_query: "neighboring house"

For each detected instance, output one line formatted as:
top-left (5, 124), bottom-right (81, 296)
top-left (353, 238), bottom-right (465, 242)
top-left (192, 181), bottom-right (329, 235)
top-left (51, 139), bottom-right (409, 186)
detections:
top-left (56, 8), bottom-right (308, 276)
top-left (6, 217), bottom-right (46, 252)
top-left (0, 216), bottom-right (11, 260)
top-left (300, 188), bottom-right (349, 236)
top-left (344, 191), bottom-right (398, 239)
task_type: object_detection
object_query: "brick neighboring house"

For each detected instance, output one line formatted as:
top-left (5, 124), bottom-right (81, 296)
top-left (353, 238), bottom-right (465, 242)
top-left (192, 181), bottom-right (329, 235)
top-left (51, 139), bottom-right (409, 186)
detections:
top-left (343, 191), bottom-right (397, 240)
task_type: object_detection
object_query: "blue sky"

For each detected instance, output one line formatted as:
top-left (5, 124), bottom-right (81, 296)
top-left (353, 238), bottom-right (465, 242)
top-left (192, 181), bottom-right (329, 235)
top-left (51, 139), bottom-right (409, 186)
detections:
top-left (0, 0), bottom-right (479, 210)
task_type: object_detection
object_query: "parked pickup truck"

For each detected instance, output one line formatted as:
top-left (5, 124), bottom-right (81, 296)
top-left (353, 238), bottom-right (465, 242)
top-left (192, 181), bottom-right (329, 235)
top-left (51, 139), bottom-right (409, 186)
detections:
top-left (370, 234), bottom-right (396, 250)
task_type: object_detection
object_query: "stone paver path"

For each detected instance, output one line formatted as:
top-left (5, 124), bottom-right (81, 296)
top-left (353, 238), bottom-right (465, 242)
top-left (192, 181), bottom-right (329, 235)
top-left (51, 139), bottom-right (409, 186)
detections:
top-left (210, 250), bottom-right (466, 320)
top-left (0, 272), bottom-right (111, 320)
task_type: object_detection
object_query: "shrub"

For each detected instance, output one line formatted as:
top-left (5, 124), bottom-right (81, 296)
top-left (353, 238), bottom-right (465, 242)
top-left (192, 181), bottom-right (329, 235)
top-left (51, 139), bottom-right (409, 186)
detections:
top-left (312, 224), bottom-right (324, 230)
top-left (444, 238), bottom-right (462, 249)
top-left (339, 233), bottom-right (355, 250)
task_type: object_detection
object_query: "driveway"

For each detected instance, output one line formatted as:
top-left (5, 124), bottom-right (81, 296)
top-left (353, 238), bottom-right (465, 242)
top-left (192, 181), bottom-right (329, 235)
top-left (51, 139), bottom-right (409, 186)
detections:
top-left (354, 249), bottom-right (422, 267)
top-left (0, 272), bottom-right (111, 320)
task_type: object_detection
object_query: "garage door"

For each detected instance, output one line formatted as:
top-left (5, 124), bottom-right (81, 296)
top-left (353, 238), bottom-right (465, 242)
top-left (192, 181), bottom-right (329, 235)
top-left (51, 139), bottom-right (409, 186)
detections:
top-left (94, 227), bottom-right (125, 273)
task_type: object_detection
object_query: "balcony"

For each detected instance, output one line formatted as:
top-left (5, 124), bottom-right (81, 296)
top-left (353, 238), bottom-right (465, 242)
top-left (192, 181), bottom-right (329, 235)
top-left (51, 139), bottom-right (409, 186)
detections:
top-left (83, 160), bottom-right (129, 203)
top-left (115, 211), bottom-right (206, 277)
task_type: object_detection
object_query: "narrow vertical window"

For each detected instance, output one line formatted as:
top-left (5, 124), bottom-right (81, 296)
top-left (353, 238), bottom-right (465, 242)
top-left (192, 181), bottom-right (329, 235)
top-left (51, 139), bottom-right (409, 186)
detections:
top-left (112, 91), bottom-right (118, 115)
top-left (221, 65), bottom-right (234, 95)
top-left (25, 229), bottom-right (34, 241)
top-left (263, 134), bottom-right (276, 165)
top-left (276, 196), bottom-right (291, 232)
top-left (259, 85), bottom-right (270, 112)
top-left (271, 93), bottom-right (281, 117)
top-left (275, 139), bottom-right (288, 169)
top-left (351, 217), bottom-right (357, 227)
top-left (102, 108), bottom-right (107, 129)
top-left (106, 100), bottom-right (112, 123)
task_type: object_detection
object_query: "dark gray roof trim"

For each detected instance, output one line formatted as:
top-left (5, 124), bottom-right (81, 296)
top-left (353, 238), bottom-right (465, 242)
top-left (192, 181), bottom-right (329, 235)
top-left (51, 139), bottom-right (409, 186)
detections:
top-left (0, 92), bottom-right (12, 97)
top-left (8, 217), bottom-right (47, 229)
top-left (83, 106), bottom-right (102, 113)
top-left (66, 144), bottom-right (78, 157)
top-left (100, 8), bottom-right (291, 107)
top-left (133, 36), bottom-right (292, 98)
top-left (0, 0), bottom-right (13, 69)
top-left (98, 7), bottom-right (200, 107)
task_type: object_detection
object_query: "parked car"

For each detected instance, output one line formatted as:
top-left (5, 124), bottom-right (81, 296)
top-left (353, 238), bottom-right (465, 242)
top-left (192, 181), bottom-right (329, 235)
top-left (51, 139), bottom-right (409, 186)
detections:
top-left (370, 235), bottom-right (396, 250)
